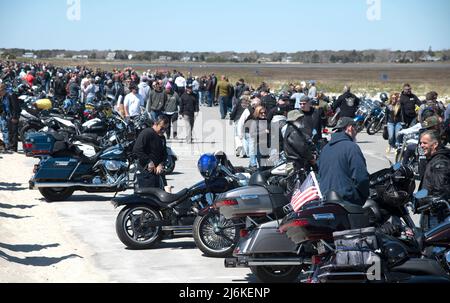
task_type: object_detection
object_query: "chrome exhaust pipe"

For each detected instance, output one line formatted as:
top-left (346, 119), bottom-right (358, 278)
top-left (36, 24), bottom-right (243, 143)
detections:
top-left (225, 257), bottom-right (308, 268)
top-left (32, 175), bottom-right (126, 189)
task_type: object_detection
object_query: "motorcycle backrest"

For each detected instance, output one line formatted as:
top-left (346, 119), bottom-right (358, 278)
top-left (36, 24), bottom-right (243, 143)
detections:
top-left (249, 170), bottom-right (270, 187)
top-left (326, 191), bottom-right (343, 202)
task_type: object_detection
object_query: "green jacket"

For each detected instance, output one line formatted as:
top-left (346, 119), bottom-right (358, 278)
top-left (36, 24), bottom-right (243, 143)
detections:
top-left (215, 80), bottom-right (231, 98)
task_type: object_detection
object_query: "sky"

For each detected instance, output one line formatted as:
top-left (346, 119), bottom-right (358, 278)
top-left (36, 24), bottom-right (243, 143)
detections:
top-left (0, 0), bottom-right (449, 52)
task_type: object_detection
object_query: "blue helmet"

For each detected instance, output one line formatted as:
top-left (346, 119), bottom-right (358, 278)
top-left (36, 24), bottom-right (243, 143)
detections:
top-left (197, 153), bottom-right (219, 179)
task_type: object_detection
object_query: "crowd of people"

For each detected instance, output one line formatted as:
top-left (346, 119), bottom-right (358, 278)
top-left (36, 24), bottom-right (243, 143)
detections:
top-left (1, 61), bottom-right (449, 202)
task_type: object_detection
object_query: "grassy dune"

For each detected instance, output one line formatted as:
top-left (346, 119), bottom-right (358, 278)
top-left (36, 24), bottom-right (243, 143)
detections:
top-left (26, 59), bottom-right (450, 100)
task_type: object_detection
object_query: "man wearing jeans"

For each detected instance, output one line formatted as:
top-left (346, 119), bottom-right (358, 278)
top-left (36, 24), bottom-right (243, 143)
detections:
top-left (147, 80), bottom-right (167, 122)
top-left (179, 84), bottom-right (199, 144)
top-left (0, 84), bottom-right (12, 152)
top-left (215, 75), bottom-right (232, 119)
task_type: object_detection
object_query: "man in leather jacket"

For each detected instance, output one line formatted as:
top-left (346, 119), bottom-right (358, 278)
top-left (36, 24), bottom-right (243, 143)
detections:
top-left (418, 130), bottom-right (450, 230)
top-left (419, 130), bottom-right (450, 199)
top-left (283, 110), bottom-right (315, 172)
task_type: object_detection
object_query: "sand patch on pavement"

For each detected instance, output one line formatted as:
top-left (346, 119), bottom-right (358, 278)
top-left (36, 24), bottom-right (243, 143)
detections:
top-left (0, 153), bottom-right (109, 282)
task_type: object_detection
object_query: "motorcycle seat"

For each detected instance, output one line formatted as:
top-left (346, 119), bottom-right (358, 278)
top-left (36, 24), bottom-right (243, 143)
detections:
top-left (135, 187), bottom-right (189, 203)
top-left (324, 191), bottom-right (365, 214)
top-left (74, 134), bottom-right (100, 145)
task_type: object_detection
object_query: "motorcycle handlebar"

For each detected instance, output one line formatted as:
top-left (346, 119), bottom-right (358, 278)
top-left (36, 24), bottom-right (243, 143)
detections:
top-left (416, 198), bottom-right (450, 213)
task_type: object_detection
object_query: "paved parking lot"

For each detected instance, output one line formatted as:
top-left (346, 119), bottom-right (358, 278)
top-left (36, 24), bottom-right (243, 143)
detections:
top-left (0, 107), bottom-right (414, 282)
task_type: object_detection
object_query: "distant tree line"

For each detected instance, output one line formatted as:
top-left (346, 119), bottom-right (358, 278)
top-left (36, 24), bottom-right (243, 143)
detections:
top-left (1, 48), bottom-right (449, 63)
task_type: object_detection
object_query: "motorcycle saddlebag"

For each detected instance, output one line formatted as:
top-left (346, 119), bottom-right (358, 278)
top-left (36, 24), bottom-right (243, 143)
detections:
top-left (332, 227), bottom-right (380, 268)
top-left (24, 132), bottom-right (56, 156)
top-left (24, 131), bottom-right (71, 157)
top-left (34, 158), bottom-right (79, 181)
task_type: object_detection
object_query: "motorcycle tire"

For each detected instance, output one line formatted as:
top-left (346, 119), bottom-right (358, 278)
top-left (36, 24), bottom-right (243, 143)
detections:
top-left (39, 187), bottom-right (74, 202)
top-left (192, 211), bottom-right (239, 258)
top-left (250, 265), bottom-right (303, 283)
top-left (164, 156), bottom-right (176, 175)
top-left (367, 120), bottom-right (383, 135)
top-left (115, 204), bottom-right (162, 250)
top-left (356, 122), bottom-right (365, 133)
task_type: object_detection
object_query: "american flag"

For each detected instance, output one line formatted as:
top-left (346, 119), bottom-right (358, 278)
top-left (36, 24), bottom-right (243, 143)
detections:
top-left (291, 172), bottom-right (322, 212)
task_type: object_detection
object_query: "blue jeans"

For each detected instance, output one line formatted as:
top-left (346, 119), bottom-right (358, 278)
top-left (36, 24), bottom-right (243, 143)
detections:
top-left (150, 110), bottom-right (162, 122)
top-left (0, 115), bottom-right (9, 147)
top-left (248, 134), bottom-right (259, 167)
top-left (63, 98), bottom-right (77, 111)
top-left (198, 91), bottom-right (206, 105)
top-left (207, 91), bottom-right (214, 107)
top-left (218, 96), bottom-right (229, 119)
top-left (387, 122), bottom-right (403, 148)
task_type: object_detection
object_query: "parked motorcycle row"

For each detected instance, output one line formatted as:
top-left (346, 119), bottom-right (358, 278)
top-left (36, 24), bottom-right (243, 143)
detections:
top-left (18, 84), bottom-right (178, 202)
top-left (219, 163), bottom-right (450, 283)
top-left (15, 84), bottom-right (448, 283)
top-left (326, 96), bottom-right (387, 135)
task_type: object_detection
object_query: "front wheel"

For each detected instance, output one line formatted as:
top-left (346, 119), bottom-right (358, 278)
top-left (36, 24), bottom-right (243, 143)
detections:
top-left (164, 156), bottom-right (176, 175)
top-left (193, 210), bottom-right (240, 258)
top-left (355, 121), bottom-right (365, 133)
top-left (250, 265), bottom-right (303, 283)
top-left (366, 120), bottom-right (383, 135)
top-left (115, 205), bottom-right (163, 249)
top-left (39, 187), bottom-right (74, 202)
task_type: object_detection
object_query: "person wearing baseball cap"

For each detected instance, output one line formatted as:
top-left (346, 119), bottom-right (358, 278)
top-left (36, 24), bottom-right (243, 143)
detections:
top-left (283, 109), bottom-right (315, 172)
top-left (299, 95), bottom-right (326, 142)
top-left (319, 116), bottom-right (369, 206)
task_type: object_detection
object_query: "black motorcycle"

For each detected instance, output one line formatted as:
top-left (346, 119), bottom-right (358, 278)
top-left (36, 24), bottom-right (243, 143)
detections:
top-left (111, 153), bottom-right (248, 250)
top-left (280, 163), bottom-right (450, 283)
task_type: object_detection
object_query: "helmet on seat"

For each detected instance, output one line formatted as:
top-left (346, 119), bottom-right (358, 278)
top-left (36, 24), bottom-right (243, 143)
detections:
top-left (197, 154), bottom-right (219, 179)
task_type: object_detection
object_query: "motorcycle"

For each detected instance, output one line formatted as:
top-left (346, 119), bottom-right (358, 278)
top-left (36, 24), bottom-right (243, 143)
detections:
top-left (366, 101), bottom-right (387, 135)
top-left (218, 168), bottom-right (310, 283)
top-left (279, 163), bottom-right (450, 283)
top-left (193, 153), bottom-right (294, 258)
top-left (326, 107), bottom-right (340, 128)
top-left (395, 132), bottom-right (425, 179)
top-left (28, 113), bottom-right (137, 202)
top-left (111, 152), bottom-right (250, 250)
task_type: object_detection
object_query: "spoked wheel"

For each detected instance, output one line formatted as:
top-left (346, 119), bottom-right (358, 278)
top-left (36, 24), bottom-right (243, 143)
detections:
top-left (250, 265), bottom-right (303, 283)
top-left (193, 211), bottom-right (240, 258)
top-left (367, 120), bottom-right (383, 135)
top-left (115, 205), bottom-right (162, 249)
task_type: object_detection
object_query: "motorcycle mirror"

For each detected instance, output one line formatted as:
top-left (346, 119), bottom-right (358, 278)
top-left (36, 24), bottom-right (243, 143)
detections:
top-left (414, 189), bottom-right (428, 200)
